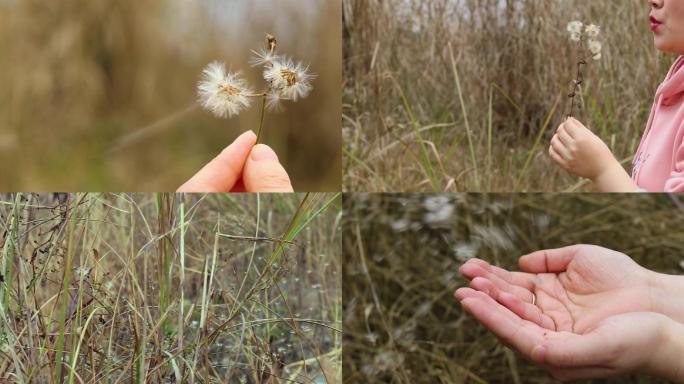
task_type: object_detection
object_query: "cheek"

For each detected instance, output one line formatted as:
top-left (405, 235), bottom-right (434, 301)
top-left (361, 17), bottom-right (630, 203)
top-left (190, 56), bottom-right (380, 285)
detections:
top-left (660, 2), bottom-right (684, 54)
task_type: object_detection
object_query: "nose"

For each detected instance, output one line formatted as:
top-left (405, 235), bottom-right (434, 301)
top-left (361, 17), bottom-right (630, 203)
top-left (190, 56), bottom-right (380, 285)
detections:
top-left (650, 0), bottom-right (663, 9)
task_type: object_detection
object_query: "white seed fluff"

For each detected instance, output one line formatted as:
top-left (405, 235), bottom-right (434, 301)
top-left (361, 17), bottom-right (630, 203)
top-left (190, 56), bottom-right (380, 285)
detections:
top-left (249, 48), bottom-right (279, 67)
top-left (567, 21), bottom-right (584, 42)
top-left (265, 90), bottom-right (284, 112)
top-left (197, 61), bottom-right (252, 119)
top-left (263, 57), bottom-right (316, 103)
top-left (588, 40), bottom-right (602, 61)
top-left (585, 24), bottom-right (601, 39)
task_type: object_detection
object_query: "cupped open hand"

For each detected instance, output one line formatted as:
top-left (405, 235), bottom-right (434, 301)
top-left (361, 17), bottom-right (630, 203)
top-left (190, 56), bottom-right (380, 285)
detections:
top-left (458, 245), bottom-right (656, 333)
top-left (454, 245), bottom-right (677, 381)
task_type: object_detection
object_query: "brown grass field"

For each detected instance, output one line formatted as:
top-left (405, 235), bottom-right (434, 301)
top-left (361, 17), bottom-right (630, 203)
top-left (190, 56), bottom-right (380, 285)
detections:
top-left (343, 0), bottom-right (676, 192)
top-left (0, 192), bottom-right (341, 383)
top-left (343, 193), bottom-right (683, 383)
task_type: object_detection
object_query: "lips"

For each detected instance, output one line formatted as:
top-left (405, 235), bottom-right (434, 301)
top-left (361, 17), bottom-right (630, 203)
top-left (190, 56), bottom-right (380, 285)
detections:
top-left (650, 16), bottom-right (662, 31)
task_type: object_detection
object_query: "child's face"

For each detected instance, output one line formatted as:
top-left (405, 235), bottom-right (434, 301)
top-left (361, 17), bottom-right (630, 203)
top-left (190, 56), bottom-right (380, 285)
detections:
top-left (650, 0), bottom-right (684, 54)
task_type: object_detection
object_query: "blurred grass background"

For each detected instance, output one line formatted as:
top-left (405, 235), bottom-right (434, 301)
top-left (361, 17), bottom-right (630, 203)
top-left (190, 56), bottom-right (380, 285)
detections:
top-left (0, 0), bottom-right (341, 191)
top-left (343, 0), bottom-right (674, 192)
top-left (343, 193), bottom-right (684, 383)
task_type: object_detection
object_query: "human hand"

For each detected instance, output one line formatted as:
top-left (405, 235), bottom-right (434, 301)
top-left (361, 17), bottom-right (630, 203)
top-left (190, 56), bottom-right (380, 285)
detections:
top-left (458, 245), bottom-right (658, 333)
top-left (455, 244), bottom-right (684, 381)
top-left (549, 118), bottom-right (619, 180)
top-left (455, 288), bottom-right (684, 381)
top-left (178, 130), bottom-right (293, 192)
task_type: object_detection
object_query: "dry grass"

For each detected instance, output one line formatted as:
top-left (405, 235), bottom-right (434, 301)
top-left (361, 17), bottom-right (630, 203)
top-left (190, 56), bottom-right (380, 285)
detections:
top-left (343, 193), bottom-right (684, 383)
top-left (0, 192), bottom-right (341, 383)
top-left (343, 0), bottom-right (676, 192)
top-left (0, 0), bottom-right (341, 191)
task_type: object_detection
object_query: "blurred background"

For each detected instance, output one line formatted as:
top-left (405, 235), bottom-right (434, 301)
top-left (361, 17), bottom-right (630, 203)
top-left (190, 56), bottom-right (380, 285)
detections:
top-left (0, 0), bottom-right (341, 191)
top-left (343, 0), bottom-right (672, 192)
top-left (343, 193), bottom-right (684, 383)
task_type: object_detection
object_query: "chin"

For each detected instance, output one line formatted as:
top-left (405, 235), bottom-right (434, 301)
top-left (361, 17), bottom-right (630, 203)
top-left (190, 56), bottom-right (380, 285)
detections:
top-left (654, 37), bottom-right (672, 53)
top-left (654, 35), bottom-right (684, 55)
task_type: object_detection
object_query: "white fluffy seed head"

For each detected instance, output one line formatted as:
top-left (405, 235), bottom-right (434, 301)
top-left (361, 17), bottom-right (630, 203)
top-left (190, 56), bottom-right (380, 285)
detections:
top-left (567, 21), bottom-right (584, 41)
top-left (249, 48), bottom-right (279, 67)
top-left (197, 61), bottom-right (253, 119)
top-left (588, 40), bottom-right (602, 55)
top-left (585, 24), bottom-right (601, 39)
top-left (263, 56), bottom-right (316, 104)
top-left (566, 21), bottom-right (603, 61)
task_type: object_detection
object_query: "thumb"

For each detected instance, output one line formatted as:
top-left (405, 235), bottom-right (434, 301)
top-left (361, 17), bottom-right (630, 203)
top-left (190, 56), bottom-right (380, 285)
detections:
top-left (177, 130), bottom-right (256, 192)
top-left (243, 144), bottom-right (294, 192)
top-left (518, 245), bottom-right (580, 273)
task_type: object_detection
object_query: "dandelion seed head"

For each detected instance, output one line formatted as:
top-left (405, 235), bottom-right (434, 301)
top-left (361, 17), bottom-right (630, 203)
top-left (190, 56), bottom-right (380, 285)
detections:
top-left (585, 24), bottom-right (601, 39)
top-left (567, 21), bottom-right (584, 41)
top-left (197, 61), bottom-right (253, 119)
top-left (588, 40), bottom-right (602, 56)
top-left (263, 57), bottom-right (315, 102)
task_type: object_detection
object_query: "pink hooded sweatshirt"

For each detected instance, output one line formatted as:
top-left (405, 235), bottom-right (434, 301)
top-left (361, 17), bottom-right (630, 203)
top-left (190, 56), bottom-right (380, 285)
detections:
top-left (632, 56), bottom-right (684, 192)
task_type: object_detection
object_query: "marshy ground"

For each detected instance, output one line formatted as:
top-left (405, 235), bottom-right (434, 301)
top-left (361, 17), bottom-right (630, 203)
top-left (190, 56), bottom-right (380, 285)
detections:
top-left (0, 192), bottom-right (341, 383)
top-left (343, 193), bottom-right (683, 383)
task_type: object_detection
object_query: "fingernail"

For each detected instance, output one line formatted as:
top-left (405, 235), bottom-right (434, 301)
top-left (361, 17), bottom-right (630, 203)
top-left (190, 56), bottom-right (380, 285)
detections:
top-left (250, 144), bottom-right (279, 162)
top-left (531, 345), bottom-right (546, 363)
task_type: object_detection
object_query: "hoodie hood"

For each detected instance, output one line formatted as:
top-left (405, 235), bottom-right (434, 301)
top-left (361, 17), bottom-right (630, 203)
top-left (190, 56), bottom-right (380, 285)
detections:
top-left (659, 55), bottom-right (684, 106)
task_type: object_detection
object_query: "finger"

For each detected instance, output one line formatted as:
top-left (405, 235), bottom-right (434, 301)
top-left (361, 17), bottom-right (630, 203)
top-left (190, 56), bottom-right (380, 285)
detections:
top-left (470, 275), bottom-right (534, 304)
top-left (460, 258), bottom-right (536, 290)
top-left (498, 291), bottom-right (556, 330)
top-left (454, 286), bottom-right (479, 301)
top-left (564, 117), bottom-right (583, 135)
top-left (549, 145), bottom-right (568, 168)
top-left (550, 135), bottom-right (571, 160)
top-left (558, 120), bottom-right (577, 139)
top-left (242, 144), bottom-right (294, 192)
top-left (458, 289), bottom-right (546, 357)
top-left (519, 246), bottom-right (580, 273)
top-left (532, 331), bottom-right (612, 369)
top-left (557, 126), bottom-right (574, 146)
top-left (177, 131), bottom-right (256, 192)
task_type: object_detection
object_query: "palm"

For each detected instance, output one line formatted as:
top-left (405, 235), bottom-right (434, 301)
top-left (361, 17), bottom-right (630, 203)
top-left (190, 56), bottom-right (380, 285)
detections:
top-left (532, 247), bottom-right (652, 333)
top-left (459, 245), bottom-right (653, 333)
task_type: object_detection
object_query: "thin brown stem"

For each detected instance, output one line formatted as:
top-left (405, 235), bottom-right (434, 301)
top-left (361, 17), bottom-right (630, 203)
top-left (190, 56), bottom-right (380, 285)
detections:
top-left (567, 58), bottom-right (586, 118)
top-left (255, 94), bottom-right (267, 144)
